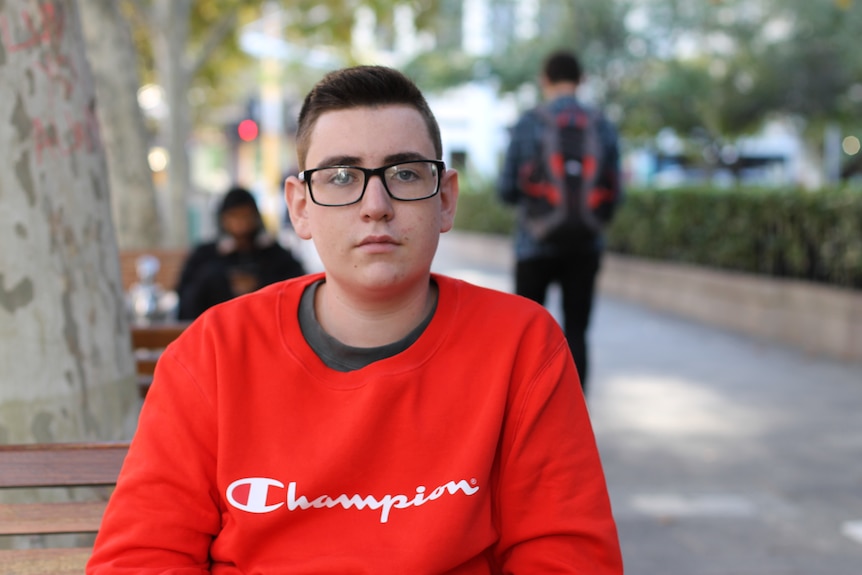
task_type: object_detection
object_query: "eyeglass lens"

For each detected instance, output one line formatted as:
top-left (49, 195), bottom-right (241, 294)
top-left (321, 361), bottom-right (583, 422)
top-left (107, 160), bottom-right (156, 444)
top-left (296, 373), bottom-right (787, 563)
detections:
top-left (309, 161), bottom-right (439, 205)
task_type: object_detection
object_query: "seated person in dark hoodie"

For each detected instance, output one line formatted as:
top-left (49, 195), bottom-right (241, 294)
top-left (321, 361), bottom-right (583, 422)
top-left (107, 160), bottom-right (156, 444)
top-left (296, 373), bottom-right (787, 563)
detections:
top-left (176, 186), bottom-right (306, 320)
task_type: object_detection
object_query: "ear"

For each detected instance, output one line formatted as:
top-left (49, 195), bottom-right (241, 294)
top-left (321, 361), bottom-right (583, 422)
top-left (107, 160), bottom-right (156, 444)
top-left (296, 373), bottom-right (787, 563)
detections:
top-left (438, 168), bottom-right (459, 233)
top-left (284, 176), bottom-right (313, 240)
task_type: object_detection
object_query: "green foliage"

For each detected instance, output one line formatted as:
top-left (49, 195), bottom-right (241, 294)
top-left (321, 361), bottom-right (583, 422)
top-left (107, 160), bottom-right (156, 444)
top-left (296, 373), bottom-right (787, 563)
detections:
top-left (402, 51), bottom-right (479, 93)
top-left (621, 59), bottom-right (718, 138)
top-left (399, 0), bottom-right (862, 181)
top-left (121, 0), bottom-right (260, 121)
top-left (404, 0), bottom-right (632, 100)
top-left (452, 174), bottom-right (516, 236)
top-left (448, 171), bottom-right (862, 290)
top-left (623, 0), bottom-right (862, 141)
top-left (123, 0), bottom-right (445, 127)
top-left (606, 186), bottom-right (862, 289)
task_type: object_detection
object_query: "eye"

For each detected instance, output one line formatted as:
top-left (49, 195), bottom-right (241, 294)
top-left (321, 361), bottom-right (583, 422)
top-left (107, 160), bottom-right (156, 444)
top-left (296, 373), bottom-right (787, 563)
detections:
top-left (388, 165), bottom-right (421, 183)
top-left (328, 168), bottom-right (359, 186)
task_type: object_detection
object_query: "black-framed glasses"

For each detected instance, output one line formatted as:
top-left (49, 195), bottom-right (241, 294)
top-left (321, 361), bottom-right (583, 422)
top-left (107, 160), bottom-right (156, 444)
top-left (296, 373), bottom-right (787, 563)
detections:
top-left (298, 159), bottom-right (445, 207)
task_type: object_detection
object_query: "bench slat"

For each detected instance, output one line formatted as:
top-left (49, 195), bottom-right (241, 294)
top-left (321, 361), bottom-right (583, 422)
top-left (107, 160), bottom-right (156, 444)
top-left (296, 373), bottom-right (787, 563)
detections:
top-left (136, 357), bottom-right (159, 375)
top-left (131, 322), bottom-right (188, 398)
top-left (130, 323), bottom-right (188, 350)
top-left (0, 501), bottom-right (107, 536)
top-left (0, 443), bottom-right (128, 488)
top-left (0, 443), bottom-right (128, 574)
top-left (0, 547), bottom-right (91, 575)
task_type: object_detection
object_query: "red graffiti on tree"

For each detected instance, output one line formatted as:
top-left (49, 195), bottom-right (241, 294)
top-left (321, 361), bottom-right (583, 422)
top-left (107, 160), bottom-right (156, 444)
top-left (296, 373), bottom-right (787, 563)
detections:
top-left (0, 3), bottom-right (77, 97)
top-left (35, 49), bottom-right (77, 98)
top-left (32, 106), bottom-right (100, 164)
top-left (0, 2), bottom-right (65, 52)
top-left (1, 3), bottom-right (99, 163)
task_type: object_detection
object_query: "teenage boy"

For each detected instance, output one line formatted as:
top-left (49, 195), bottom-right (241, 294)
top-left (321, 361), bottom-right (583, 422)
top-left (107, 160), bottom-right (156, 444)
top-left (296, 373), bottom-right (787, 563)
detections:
top-left (88, 65), bottom-right (623, 574)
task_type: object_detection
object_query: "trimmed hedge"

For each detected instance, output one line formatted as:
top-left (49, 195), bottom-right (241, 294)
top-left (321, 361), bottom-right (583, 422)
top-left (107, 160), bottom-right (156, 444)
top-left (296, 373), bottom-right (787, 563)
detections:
top-left (452, 178), bottom-right (862, 291)
top-left (453, 176), bottom-right (517, 235)
top-left (606, 186), bottom-right (862, 290)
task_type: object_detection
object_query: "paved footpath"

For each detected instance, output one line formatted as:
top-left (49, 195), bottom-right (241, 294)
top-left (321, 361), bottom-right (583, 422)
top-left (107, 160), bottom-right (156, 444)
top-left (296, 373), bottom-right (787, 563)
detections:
top-left (298, 231), bottom-right (862, 574)
top-left (589, 298), bottom-right (862, 575)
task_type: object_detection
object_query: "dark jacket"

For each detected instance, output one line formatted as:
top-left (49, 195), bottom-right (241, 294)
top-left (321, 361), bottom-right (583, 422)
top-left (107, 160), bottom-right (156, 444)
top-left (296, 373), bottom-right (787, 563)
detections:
top-left (499, 95), bottom-right (623, 260)
top-left (176, 236), bottom-right (305, 320)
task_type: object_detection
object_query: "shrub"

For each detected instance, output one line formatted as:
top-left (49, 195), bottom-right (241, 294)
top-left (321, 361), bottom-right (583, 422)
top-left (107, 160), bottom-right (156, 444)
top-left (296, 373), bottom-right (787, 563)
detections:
top-left (452, 177), bottom-right (862, 290)
top-left (452, 173), bottom-right (516, 236)
top-left (607, 186), bottom-right (862, 290)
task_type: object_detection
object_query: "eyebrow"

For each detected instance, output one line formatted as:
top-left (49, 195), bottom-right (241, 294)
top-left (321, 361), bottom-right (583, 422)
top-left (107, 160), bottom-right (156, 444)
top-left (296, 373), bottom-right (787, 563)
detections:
top-left (312, 152), bottom-right (431, 169)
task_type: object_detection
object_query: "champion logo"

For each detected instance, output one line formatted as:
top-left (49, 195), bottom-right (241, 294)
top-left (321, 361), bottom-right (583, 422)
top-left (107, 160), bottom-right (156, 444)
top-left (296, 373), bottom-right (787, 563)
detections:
top-left (226, 477), bottom-right (480, 523)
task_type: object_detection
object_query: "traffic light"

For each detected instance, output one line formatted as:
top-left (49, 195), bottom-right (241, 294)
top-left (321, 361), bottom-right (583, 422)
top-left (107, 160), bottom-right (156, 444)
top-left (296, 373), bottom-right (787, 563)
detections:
top-left (237, 119), bottom-right (259, 142)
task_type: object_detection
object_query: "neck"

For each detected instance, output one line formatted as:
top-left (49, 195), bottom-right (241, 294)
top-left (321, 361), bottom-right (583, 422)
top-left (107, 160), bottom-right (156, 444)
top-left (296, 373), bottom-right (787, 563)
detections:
top-left (314, 278), bottom-right (437, 348)
top-left (542, 81), bottom-right (579, 102)
top-left (234, 236), bottom-right (254, 252)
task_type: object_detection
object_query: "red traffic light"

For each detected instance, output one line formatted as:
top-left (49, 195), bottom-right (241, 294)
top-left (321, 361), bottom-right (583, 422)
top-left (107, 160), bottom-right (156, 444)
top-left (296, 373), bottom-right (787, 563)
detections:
top-left (237, 119), bottom-right (259, 142)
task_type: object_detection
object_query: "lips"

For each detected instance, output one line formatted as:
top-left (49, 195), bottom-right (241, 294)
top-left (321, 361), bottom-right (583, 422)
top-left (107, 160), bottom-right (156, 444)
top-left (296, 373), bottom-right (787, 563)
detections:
top-left (358, 235), bottom-right (398, 247)
top-left (356, 235), bottom-right (400, 255)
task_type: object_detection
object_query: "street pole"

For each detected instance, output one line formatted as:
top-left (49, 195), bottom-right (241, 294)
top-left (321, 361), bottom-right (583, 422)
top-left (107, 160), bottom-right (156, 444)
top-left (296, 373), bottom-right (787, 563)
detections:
top-left (259, 1), bottom-right (283, 232)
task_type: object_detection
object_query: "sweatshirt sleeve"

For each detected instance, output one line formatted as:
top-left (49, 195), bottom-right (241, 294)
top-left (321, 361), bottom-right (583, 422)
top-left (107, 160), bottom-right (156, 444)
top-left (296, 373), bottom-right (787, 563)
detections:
top-left (494, 336), bottom-right (623, 574)
top-left (87, 338), bottom-right (220, 574)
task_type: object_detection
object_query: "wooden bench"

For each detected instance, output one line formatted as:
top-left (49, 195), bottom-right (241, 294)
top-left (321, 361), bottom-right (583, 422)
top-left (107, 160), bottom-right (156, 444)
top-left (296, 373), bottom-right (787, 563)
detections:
top-left (131, 322), bottom-right (189, 398)
top-left (0, 442), bottom-right (129, 574)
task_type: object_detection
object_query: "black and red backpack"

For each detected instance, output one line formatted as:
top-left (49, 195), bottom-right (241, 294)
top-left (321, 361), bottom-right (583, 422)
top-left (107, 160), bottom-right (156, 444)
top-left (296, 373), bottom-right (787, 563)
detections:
top-left (518, 102), bottom-right (613, 247)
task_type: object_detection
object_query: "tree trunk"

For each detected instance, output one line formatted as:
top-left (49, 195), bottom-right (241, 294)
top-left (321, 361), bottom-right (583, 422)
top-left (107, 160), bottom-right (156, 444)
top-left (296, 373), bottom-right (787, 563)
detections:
top-left (78, 0), bottom-right (162, 250)
top-left (153, 0), bottom-right (192, 248)
top-left (0, 0), bottom-right (139, 444)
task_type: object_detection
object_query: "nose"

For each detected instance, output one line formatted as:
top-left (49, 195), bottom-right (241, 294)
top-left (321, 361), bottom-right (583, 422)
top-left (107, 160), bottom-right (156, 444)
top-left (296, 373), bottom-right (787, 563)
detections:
top-left (360, 173), bottom-right (394, 221)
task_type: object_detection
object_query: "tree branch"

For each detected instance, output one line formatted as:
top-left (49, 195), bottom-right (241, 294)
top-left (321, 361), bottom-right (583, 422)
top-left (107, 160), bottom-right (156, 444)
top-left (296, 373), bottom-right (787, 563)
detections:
top-left (124, 0), bottom-right (152, 30)
top-left (187, 10), bottom-right (239, 77)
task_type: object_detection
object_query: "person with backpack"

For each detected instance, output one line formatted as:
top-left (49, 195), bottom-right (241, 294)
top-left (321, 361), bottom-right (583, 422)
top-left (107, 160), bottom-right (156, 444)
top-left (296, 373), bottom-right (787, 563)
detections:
top-left (499, 49), bottom-right (623, 394)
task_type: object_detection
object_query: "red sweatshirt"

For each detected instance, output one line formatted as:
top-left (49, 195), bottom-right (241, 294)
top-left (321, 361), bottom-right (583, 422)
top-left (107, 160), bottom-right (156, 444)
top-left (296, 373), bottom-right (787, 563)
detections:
top-left (88, 273), bottom-right (622, 574)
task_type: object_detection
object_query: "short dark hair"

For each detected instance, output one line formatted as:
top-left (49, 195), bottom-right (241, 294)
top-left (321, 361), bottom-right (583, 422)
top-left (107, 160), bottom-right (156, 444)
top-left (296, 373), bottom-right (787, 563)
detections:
top-left (542, 50), bottom-right (582, 84)
top-left (217, 186), bottom-right (263, 233)
top-left (295, 66), bottom-right (443, 169)
top-left (219, 186), bottom-right (257, 215)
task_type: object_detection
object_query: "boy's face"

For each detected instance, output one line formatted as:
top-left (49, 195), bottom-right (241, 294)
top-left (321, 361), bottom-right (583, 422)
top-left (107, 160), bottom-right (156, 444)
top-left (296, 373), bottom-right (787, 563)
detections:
top-left (285, 105), bottom-right (458, 298)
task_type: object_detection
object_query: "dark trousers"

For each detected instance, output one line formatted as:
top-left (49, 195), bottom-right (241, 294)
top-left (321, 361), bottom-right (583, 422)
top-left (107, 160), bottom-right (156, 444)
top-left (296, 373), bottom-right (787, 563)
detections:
top-left (515, 250), bottom-right (601, 392)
